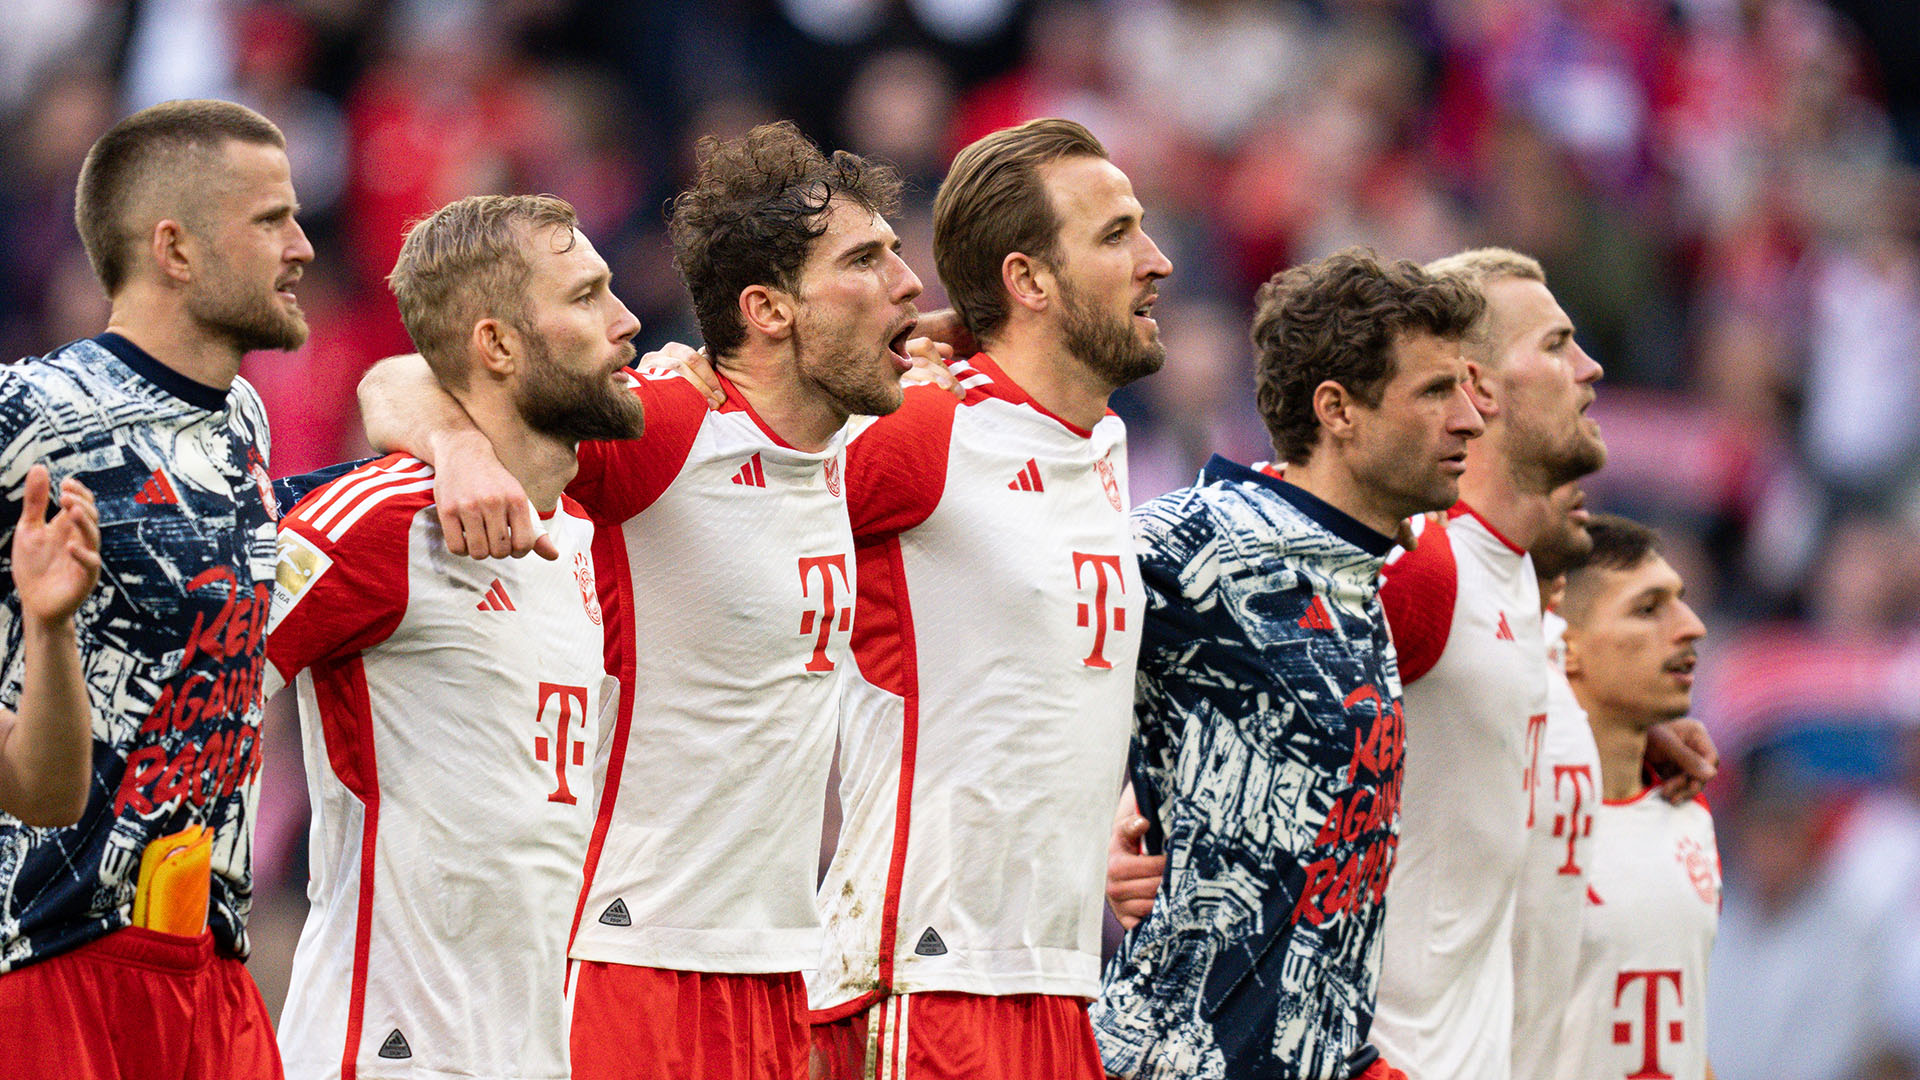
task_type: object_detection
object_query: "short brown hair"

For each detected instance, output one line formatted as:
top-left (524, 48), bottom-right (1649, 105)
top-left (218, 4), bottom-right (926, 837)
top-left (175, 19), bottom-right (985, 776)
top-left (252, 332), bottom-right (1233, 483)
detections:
top-left (1562, 513), bottom-right (1662, 623)
top-left (933, 118), bottom-right (1108, 345)
top-left (388, 194), bottom-right (580, 390)
top-left (668, 121), bottom-right (902, 357)
top-left (75, 99), bottom-right (286, 296)
top-left (1252, 247), bottom-right (1485, 464)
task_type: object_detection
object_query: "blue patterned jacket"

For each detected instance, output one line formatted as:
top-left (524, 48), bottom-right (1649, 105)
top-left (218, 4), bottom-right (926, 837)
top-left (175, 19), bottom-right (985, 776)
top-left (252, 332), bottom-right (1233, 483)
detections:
top-left (1093, 456), bottom-right (1406, 1080)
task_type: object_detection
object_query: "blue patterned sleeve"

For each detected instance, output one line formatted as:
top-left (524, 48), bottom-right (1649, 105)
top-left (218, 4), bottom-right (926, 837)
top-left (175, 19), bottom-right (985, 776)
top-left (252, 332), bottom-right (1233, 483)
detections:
top-left (1128, 490), bottom-right (1221, 852)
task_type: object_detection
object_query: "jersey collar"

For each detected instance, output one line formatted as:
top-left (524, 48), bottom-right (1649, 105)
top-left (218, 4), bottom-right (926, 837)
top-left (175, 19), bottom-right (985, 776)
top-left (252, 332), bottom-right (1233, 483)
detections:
top-left (1203, 454), bottom-right (1396, 557)
top-left (93, 333), bottom-right (231, 412)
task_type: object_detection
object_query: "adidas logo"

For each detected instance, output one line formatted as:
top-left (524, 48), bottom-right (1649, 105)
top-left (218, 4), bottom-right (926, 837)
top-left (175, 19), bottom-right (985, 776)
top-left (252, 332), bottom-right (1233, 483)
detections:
top-left (913, 926), bottom-right (947, 956)
top-left (134, 468), bottom-right (179, 506)
top-left (1297, 596), bottom-right (1336, 632)
top-left (476, 580), bottom-right (516, 612)
top-left (377, 1029), bottom-right (411, 1060)
top-left (1495, 612), bottom-right (1515, 641)
top-left (730, 453), bottom-right (767, 488)
top-left (599, 898), bottom-right (632, 926)
top-left (1007, 458), bottom-right (1044, 493)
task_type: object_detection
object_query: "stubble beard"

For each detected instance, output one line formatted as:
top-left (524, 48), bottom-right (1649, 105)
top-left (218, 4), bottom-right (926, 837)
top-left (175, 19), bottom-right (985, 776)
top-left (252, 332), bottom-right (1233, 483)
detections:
top-left (516, 335), bottom-right (646, 443)
top-left (189, 269), bottom-right (309, 354)
top-left (1058, 276), bottom-right (1166, 390)
top-left (792, 319), bottom-right (904, 420)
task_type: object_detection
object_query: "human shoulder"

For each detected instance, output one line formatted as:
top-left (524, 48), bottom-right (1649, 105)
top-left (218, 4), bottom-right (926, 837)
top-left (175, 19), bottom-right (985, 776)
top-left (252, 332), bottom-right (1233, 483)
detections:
top-left (1380, 512), bottom-right (1458, 683)
top-left (279, 453), bottom-right (437, 554)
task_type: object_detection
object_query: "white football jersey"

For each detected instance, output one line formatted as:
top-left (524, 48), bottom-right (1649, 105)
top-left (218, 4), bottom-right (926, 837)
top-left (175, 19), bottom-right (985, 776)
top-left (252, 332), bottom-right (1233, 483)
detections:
top-left (568, 373), bottom-right (853, 975)
top-left (1372, 506), bottom-right (1545, 1080)
top-left (1556, 791), bottom-right (1719, 1080)
top-left (1511, 611), bottom-right (1601, 1080)
top-left (810, 355), bottom-right (1142, 1013)
top-left (266, 455), bottom-right (613, 1080)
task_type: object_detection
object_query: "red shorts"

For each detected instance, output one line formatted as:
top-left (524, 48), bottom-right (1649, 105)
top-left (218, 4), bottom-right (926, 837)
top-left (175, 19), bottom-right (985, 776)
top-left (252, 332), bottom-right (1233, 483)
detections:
top-left (0, 926), bottom-right (282, 1080)
top-left (810, 992), bottom-right (1104, 1080)
top-left (569, 962), bottom-right (809, 1080)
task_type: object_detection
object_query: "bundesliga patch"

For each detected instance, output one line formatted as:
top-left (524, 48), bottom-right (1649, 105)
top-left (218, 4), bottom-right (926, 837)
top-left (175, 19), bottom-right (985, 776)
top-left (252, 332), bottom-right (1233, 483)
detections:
top-left (269, 528), bottom-right (333, 634)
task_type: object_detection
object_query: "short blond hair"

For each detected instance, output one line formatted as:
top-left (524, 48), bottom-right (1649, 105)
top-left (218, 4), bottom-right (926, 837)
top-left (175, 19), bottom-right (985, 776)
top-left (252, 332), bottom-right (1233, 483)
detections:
top-left (388, 194), bottom-right (579, 389)
top-left (1424, 247), bottom-right (1546, 364)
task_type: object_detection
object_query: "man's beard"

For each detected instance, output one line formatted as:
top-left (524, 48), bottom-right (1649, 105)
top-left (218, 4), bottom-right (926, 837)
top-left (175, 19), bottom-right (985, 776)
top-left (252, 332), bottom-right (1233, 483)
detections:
top-left (515, 336), bottom-right (646, 443)
top-left (1519, 421), bottom-right (1607, 490)
top-left (188, 269), bottom-right (308, 353)
top-left (793, 320), bottom-right (904, 419)
top-left (1058, 275), bottom-right (1165, 389)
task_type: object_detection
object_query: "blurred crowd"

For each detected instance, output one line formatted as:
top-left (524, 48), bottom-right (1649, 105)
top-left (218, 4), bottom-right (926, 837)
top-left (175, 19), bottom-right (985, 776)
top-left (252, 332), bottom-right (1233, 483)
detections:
top-left (3, 0), bottom-right (1918, 1075)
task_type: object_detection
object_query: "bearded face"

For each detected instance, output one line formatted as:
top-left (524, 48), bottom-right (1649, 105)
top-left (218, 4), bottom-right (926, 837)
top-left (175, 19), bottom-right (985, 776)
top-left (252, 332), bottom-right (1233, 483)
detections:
top-left (514, 332), bottom-right (646, 443)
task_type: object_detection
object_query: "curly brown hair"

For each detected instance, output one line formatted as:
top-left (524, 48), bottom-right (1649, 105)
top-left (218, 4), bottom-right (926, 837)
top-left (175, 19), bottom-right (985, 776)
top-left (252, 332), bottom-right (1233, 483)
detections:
top-left (668, 121), bottom-right (903, 357)
top-left (1252, 247), bottom-right (1486, 465)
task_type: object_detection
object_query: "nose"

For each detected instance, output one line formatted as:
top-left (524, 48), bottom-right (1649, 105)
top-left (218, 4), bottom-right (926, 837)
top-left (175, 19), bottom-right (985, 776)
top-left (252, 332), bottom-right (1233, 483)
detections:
top-left (1675, 601), bottom-right (1706, 644)
top-left (286, 218), bottom-right (314, 265)
top-left (608, 291), bottom-right (641, 344)
top-left (1139, 233), bottom-right (1173, 282)
top-left (1573, 340), bottom-right (1602, 385)
top-left (1450, 385), bottom-right (1486, 438)
top-left (889, 249), bottom-right (923, 305)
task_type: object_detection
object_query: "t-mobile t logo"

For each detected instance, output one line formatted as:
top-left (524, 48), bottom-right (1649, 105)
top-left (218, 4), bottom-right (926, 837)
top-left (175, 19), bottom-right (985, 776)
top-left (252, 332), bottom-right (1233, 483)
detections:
top-left (1073, 551), bottom-right (1127, 669)
top-left (1613, 968), bottom-right (1685, 1079)
top-left (1552, 763), bottom-right (1595, 875)
top-left (534, 682), bottom-right (589, 805)
top-left (799, 554), bottom-right (852, 673)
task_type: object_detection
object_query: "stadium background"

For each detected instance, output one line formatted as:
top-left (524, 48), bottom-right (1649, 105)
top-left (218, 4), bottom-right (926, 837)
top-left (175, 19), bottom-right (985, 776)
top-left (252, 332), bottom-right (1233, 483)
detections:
top-left (4, 0), bottom-right (1919, 1075)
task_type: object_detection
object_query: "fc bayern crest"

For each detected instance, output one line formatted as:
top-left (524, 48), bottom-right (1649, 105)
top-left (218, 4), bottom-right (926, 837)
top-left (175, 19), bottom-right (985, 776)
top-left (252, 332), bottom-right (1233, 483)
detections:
top-left (574, 551), bottom-right (602, 626)
top-left (1675, 835), bottom-right (1718, 905)
top-left (1094, 454), bottom-right (1121, 511)
top-left (824, 457), bottom-right (842, 498)
top-left (248, 449), bottom-right (279, 520)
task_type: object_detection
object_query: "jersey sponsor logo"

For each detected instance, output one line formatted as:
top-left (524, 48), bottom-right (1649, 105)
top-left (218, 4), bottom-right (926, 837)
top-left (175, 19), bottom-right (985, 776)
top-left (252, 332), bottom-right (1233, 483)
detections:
top-left (1072, 551), bottom-right (1128, 669)
top-left (1522, 713), bottom-right (1548, 827)
top-left (1612, 968), bottom-right (1685, 1079)
top-left (1094, 452), bottom-right (1121, 510)
top-left (378, 1028), bottom-right (412, 1060)
top-left (1008, 458), bottom-right (1044, 492)
top-left (1495, 611), bottom-right (1516, 641)
top-left (534, 683), bottom-right (590, 805)
top-left (1551, 763), bottom-right (1595, 875)
top-left (269, 528), bottom-right (333, 635)
top-left (134, 468), bottom-right (180, 506)
top-left (573, 551), bottom-right (602, 626)
top-left (598, 898), bottom-right (632, 926)
top-left (1297, 595), bottom-right (1336, 631)
top-left (476, 579), bottom-right (516, 612)
top-left (798, 554), bottom-right (852, 673)
top-left (913, 926), bottom-right (948, 956)
top-left (824, 456), bottom-right (842, 498)
top-left (1674, 835), bottom-right (1719, 905)
top-left (730, 453), bottom-right (767, 488)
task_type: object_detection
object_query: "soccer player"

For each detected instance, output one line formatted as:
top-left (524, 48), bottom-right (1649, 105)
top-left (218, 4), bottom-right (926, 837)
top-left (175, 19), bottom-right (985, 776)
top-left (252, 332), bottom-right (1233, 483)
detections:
top-left (806, 118), bottom-right (1170, 1079)
top-left (1554, 514), bottom-right (1718, 1080)
top-left (265, 194), bottom-right (639, 1079)
top-left (357, 122), bottom-right (920, 1080)
top-left (1094, 249), bottom-right (1485, 1080)
top-left (0, 99), bottom-right (310, 1079)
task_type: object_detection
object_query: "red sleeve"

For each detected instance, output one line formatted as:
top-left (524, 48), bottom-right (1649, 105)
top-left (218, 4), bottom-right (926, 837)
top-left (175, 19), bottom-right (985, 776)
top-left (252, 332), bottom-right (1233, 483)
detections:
top-left (844, 383), bottom-right (961, 543)
top-left (567, 371), bottom-right (709, 524)
top-left (265, 464), bottom-right (427, 693)
top-left (1380, 515), bottom-right (1457, 685)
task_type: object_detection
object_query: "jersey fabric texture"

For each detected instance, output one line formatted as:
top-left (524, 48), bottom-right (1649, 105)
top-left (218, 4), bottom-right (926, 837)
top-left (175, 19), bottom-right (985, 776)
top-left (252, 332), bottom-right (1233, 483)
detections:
top-left (1093, 457), bottom-right (1404, 1080)
top-left (0, 925), bottom-right (281, 1080)
top-left (1556, 791), bottom-right (1719, 1080)
top-left (1371, 505), bottom-right (1545, 1080)
top-left (265, 455), bottom-right (611, 1080)
top-left (569, 371), bottom-right (853, 976)
top-left (1511, 611), bottom-right (1601, 1080)
top-left (811, 989), bottom-right (1105, 1080)
top-left (567, 964), bottom-right (810, 1080)
top-left (811, 354), bottom-right (1141, 1017)
top-left (0, 333), bottom-right (276, 973)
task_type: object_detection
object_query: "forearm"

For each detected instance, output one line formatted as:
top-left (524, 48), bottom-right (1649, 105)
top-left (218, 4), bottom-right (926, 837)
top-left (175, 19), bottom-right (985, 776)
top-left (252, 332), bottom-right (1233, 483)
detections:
top-left (357, 353), bottom-right (487, 466)
top-left (0, 615), bottom-right (91, 825)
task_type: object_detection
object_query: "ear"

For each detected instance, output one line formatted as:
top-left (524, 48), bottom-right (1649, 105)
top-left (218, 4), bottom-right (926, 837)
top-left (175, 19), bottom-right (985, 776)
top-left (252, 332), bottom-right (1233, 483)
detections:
top-left (739, 284), bottom-right (794, 341)
top-left (1464, 360), bottom-right (1500, 418)
top-left (153, 219), bottom-right (194, 285)
top-left (1001, 251), bottom-right (1052, 317)
top-left (471, 318), bottom-right (518, 377)
top-left (1311, 379), bottom-right (1358, 442)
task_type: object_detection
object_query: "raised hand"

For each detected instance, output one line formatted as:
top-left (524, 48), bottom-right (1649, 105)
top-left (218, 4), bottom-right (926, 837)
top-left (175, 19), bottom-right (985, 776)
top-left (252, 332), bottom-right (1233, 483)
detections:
top-left (899, 337), bottom-right (963, 399)
top-left (13, 465), bottom-right (101, 624)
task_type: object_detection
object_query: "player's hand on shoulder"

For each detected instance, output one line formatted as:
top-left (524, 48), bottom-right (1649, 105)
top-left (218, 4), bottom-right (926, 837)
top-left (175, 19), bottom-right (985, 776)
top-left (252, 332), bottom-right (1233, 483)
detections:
top-left (913, 308), bottom-right (977, 359)
top-left (12, 465), bottom-right (100, 623)
top-left (1647, 716), bottom-right (1718, 804)
top-left (638, 342), bottom-right (724, 409)
top-left (429, 432), bottom-right (556, 561)
top-left (1107, 784), bottom-right (1165, 930)
top-left (900, 337), bottom-right (963, 400)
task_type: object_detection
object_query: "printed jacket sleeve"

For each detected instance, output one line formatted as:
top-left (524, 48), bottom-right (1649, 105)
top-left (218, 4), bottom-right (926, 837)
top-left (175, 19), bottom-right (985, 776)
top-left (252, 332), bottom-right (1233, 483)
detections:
top-left (567, 372), bottom-right (710, 524)
top-left (843, 384), bottom-right (960, 544)
top-left (263, 464), bottom-right (426, 697)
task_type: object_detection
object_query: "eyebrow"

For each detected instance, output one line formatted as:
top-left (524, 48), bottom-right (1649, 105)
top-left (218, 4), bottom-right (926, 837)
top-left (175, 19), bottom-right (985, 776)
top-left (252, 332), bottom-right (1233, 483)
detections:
top-left (836, 236), bottom-right (898, 265)
top-left (1096, 211), bottom-right (1139, 237)
top-left (567, 268), bottom-right (611, 294)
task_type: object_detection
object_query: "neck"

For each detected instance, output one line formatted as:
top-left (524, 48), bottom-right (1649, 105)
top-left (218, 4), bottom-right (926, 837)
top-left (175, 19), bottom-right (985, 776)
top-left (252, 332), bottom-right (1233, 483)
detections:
top-left (1282, 451), bottom-right (1403, 539)
top-left (1456, 427), bottom-right (1553, 551)
top-left (104, 288), bottom-right (248, 392)
top-left (1586, 706), bottom-right (1656, 800)
top-left (451, 389), bottom-right (579, 513)
top-left (714, 343), bottom-right (846, 452)
top-left (983, 319), bottom-right (1115, 431)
